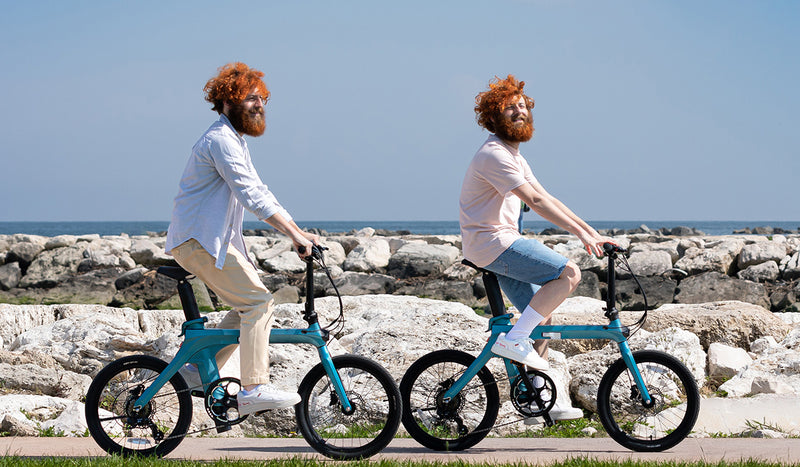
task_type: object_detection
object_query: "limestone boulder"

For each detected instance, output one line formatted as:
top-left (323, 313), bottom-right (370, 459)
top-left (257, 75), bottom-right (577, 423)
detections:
top-left (738, 261), bottom-right (780, 283)
top-left (18, 245), bottom-right (84, 287)
top-left (674, 238), bottom-right (744, 275)
top-left (708, 342), bottom-right (753, 380)
top-left (342, 238), bottom-right (391, 272)
top-left (0, 262), bottom-right (22, 290)
top-left (387, 243), bottom-right (460, 278)
top-left (738, 241), bottom-right (788, 269)
top-left (675, 272), bottom-right (769, 309)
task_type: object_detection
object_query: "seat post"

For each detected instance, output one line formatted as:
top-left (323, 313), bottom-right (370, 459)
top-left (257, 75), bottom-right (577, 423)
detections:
top-left (177, 279), bottom-right (201, 321)
top-left (482, 271), bottom-right (507, 317)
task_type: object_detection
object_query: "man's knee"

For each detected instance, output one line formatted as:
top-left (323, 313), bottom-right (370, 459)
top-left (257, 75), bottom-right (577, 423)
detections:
top-left (561, 261), bottom-right (581, 291)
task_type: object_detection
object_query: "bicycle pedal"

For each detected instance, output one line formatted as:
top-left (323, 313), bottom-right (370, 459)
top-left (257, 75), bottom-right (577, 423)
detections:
top-left (191, 390), bottom-right (204, 398)
top-left (215, 422), bottom-right (232, 434)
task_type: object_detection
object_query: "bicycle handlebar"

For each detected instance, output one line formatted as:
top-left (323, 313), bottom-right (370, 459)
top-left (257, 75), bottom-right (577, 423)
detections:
top-left (603, 242), bottom-right (627, 254)
top-left (297, 244), bottom-right (327, 259)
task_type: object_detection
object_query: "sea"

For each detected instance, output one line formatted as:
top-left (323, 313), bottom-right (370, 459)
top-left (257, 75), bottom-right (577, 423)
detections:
top-left (0, 220), bottom-right (798, 237)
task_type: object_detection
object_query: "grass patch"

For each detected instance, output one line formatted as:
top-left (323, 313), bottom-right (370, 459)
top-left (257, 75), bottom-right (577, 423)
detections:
top-left (0, 457), bottom-right (797, 467)
top-left (505, 417), bottom-right (606, 438)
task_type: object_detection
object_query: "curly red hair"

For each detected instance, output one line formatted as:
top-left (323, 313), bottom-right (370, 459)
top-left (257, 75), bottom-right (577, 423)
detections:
top-left (474, 75), bottom-right (534, 133)
top-left (204, 62), bottom-right (270, 114)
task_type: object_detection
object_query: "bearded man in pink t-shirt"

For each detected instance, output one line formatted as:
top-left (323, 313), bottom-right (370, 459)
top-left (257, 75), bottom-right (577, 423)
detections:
top-left (459, 75), bottom-right (615, 421)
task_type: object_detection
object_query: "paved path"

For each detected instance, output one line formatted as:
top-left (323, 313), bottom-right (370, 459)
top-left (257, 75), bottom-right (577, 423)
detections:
top-left (2, 437), bottom-right (800, 463)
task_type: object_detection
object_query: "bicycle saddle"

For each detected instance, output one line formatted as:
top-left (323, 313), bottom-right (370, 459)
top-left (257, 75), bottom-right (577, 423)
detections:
top-left (157, 266), bottom-right (193, 281)
top-left (461, 259), bottom-right (487, 273)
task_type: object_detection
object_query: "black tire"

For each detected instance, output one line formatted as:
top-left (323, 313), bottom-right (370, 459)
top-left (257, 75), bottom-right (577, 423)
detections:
top-left (400, 349), bottom-right (499, 451)
top-left (295, 355), bottom-right (401, 460)
top-left (85, 355), bottom-right (193, 457)
top-left (597, 350), bottom-right (700, 452)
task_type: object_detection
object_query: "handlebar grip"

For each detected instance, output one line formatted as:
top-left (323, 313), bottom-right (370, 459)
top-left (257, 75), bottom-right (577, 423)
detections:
top-left (298, 244), bottom-right (328, 256)
top-left (603, 242), bottom-right (627, 254)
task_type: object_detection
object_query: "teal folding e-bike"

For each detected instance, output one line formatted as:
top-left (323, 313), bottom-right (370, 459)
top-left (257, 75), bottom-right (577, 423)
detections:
top-left (85, 246), bottom-right (401, 460)
top-left (400, 243), bottom-right (699, 452)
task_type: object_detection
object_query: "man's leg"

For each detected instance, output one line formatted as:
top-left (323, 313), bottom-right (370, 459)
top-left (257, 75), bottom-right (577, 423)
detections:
top-left (526, 262), bottom-right (581, 359)
top-left (499, 262), bottom-right (580, 364)
top-left (485, 238), bottom-right (579, 366)
top-left (171, 239), bottom-right (273, 388)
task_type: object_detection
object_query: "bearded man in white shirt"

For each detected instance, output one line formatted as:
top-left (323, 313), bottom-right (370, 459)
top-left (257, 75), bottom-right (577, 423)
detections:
top-left (459, 75), bottom-right (615, 421)
top-left (166, 62), bottom-right (318, 414)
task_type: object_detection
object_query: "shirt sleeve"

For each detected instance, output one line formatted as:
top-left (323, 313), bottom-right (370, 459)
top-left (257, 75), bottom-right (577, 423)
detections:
top-left (521, 157), bottom-right (538, 185)
top-left (479, 147), bottom-right (529, 195)
top-left (210, 136), bottom-right (292, 222)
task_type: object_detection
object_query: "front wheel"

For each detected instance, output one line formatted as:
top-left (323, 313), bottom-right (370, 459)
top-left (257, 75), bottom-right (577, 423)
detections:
top-left (597, 350), bottom-right (700, 452)
top-left (84, 355), bottom-right (193, 457)
top-left (400, 349), bottom-right (500, 451)
top-left (295, 355), bottom-right (401, 460)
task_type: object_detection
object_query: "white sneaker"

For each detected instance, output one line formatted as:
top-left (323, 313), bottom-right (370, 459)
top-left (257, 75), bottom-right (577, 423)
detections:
top-left (549, 402), bottom-right (584, 421)
top-left (178, 363), bottom-right (203, 390)
top-left (491, 333), bottom-right (549, 370)
top-left (524, 401), bottom-right (584, 425)
top-left (237, 384), bottom-right (302, 414)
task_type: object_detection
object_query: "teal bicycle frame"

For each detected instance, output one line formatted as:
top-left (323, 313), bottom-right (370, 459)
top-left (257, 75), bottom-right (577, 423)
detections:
top-left (133, 257), bottom-right (352, 414)
top-left (446, 245), bottom-right (651, 407)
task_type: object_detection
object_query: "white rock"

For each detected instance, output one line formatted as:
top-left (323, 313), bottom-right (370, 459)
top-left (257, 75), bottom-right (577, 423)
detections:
top-left (708, 342), bottom-right (752, 379)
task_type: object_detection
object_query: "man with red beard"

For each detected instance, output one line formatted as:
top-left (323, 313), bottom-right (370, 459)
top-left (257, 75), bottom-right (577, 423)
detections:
top-left (166, 63), bottom-right (318, 414)
top-left (459, 75), bottom-right (614, 421)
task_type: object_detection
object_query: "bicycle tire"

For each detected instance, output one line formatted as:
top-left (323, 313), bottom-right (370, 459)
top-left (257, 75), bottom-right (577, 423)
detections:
top-left (597, 349), bottom-right (700, 452)
top-left (295, 354), bottom-right (401, 460)
top-left (400, 349), bottom-right (499, 451)
top-left (85, 355), bottom-right (193, 457)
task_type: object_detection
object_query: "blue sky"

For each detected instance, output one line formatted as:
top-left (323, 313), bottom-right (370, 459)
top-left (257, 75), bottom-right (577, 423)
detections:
top-left (1, 1), bottom-right (797, 223)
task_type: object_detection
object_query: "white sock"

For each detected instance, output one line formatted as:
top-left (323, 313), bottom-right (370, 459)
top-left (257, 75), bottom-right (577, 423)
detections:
top-left (506, 305), bottom-right (546, 341)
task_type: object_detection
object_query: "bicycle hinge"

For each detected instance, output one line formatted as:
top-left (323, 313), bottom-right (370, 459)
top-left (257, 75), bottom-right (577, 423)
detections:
top-left (604, 307), bottom-right (619, 321)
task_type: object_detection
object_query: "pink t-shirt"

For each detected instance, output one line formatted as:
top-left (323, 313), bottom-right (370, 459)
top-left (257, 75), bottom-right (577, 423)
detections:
top-left (459, 135), bottom-right (537, 267)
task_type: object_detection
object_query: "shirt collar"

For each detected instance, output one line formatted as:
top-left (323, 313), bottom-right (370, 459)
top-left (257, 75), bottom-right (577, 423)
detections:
top-left (488, 134), bottom-right (521, 157)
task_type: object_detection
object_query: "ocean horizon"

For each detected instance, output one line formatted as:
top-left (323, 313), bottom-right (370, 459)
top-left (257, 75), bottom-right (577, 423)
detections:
top-left (1, 220), bottom-right (799, 237)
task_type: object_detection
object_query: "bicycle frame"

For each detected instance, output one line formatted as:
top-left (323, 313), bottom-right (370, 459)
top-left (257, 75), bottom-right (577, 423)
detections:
top-left (134, 253), bottom-right (352, 413)
top-left (443, 246), bottom-right (652, 405)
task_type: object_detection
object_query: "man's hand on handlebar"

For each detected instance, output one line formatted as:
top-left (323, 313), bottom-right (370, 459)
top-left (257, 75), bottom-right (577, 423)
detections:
top-left (581, 234), bottom-right (620, 258)
top-left (293, 231), bottom-right (320, 259)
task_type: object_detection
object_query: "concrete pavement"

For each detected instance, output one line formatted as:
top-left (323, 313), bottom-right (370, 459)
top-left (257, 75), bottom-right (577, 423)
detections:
top-left (1, 437), bottom-right (800, 463)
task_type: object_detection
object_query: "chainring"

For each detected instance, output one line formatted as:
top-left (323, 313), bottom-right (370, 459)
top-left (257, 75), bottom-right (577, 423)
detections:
top-left (204, 377), bottom-right (249, 426)
top-left (510, 369), bottom-right (556, 417)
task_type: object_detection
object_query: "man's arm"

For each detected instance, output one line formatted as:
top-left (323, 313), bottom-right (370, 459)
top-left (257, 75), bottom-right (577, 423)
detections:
top-left (512, 181), bottom-right (611, 256)
top-left (263, 212), bottom-right (317, 258)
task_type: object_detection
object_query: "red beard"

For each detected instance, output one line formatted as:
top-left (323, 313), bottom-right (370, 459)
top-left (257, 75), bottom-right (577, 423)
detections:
top-left (494, 113), bottom-right (533, 143)
top-left (228, 102), bottom-right (266, 137)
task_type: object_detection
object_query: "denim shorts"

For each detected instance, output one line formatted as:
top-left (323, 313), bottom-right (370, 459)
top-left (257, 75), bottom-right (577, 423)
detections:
top-left (483, 237), bottom-right (568, 311)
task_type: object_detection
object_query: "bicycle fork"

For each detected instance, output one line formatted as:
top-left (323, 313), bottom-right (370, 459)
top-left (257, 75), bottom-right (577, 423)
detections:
top-left (615, 339), bottom-right (653, 406)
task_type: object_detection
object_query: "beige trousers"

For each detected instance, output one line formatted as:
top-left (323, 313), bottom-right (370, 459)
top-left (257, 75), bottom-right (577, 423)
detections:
top-left (171, 239), bottom-right (273, 386)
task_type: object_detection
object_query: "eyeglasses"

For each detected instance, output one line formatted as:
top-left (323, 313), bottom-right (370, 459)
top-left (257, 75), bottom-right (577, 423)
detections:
top-left (244, 95), bottom-right (269, 105)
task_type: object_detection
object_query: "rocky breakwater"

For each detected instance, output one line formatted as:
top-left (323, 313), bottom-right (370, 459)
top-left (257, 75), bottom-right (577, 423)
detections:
top-left (1, 227), bottom-right (799, 313)
top-left (1, 297), bottom-right (800, 439)
top-left (1, 227), bottom-right (800, 438)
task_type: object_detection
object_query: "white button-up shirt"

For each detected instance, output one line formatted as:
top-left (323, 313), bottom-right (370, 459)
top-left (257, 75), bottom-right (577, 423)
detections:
top-left (166, 114), bottom-right (291, 269)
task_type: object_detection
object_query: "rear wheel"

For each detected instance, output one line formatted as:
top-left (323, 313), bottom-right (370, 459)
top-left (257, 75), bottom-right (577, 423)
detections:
top-left (85, 355), bottom-right (193, 457)
top-left (400, 349), bottom-right (499, 451)
top-left (295, 355), bottom-right (401, 460)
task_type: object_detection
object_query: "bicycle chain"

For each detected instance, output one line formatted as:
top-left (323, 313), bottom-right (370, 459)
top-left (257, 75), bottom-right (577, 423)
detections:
top-left (123, 380), bottom-right (244, 444)
top-left (447, 372), bottom-right (553, 436)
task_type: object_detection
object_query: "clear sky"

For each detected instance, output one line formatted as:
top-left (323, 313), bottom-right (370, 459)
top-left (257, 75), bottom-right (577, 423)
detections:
top-left (1, 1), bottom-right (797, 223)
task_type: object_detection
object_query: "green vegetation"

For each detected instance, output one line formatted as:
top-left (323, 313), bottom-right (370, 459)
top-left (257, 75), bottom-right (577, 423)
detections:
top-left (505, 417), bottom-right (605, 438)
top-left (0, 457), bottom-right (797, 467)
